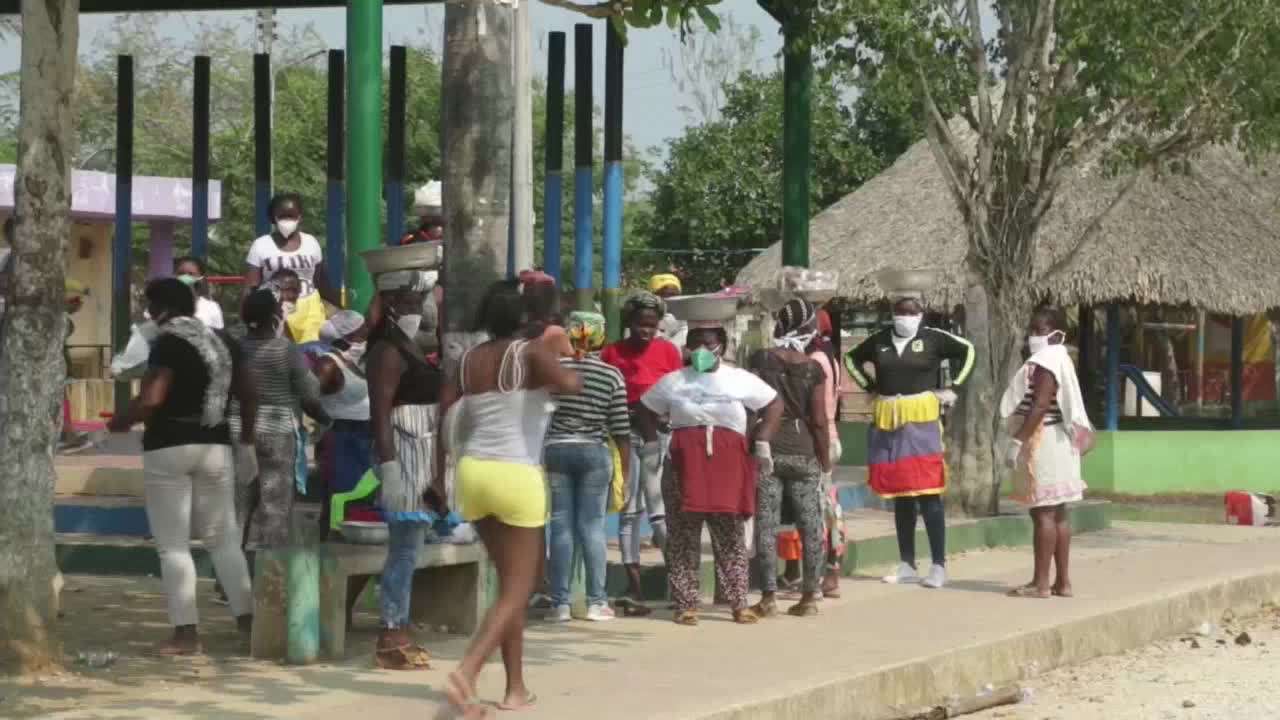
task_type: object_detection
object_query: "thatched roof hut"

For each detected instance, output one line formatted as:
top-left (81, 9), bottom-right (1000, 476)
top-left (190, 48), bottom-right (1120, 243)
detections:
top-left (736, 135), bottom-right (1280, 315)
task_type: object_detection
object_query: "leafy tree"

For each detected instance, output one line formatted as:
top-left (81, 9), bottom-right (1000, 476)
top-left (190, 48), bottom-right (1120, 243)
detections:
top-left (636, 70), bottom-right (884, 292)
top-left (811, 0), bottom-right (1280, 514)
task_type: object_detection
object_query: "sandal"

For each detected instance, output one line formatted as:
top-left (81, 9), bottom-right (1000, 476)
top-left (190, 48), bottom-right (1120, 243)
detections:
top-left (446, 671), bottom-right (490, 719)
top-left (674, 610), bottom-right (698, 626)
top-left (732, 608), bottom-right (760, 625)
top-left (787, 601), bottom-right (819, 618)
top-left (1007, 584), bottom-right (1051, 599)
top-left (750, 598), bottom-right (779, 618)
top-left (496, 692), bottom-right (538, 711)
top-left (616, 597), bottom-right (652, 617)
top-left (374, 643), bottom-right (432, 670)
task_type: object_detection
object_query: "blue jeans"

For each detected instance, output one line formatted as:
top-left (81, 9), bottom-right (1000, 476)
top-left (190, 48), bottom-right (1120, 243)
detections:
top-left (545, 442), bottom-right (612, 607)
top-left (380, 520), bottom-right (426, 629)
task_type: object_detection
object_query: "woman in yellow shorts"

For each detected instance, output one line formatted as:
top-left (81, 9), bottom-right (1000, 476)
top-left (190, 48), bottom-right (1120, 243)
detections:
top-left (437, 279), bottom-right (581, 717)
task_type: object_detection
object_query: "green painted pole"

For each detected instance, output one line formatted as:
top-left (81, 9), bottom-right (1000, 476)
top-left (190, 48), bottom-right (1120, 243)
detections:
top-left (781, 37), bottom-right (811, 268)
top-left (285, 547), bottom-right (320, 664)
top-left (345, 0), bottom-right (383, 313)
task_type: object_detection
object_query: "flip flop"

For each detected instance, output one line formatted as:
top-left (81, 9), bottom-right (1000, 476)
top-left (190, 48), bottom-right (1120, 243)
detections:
top-left (1052, 586), bottom-right (1074, 598)
top-left (674, 610), bottom-right (698, 626)
top-left (446, 671), bottom-right (489, 719)
top-left (1007, 584), bottom-right (1051, 599)
top-left (496, 692), bottom-right (538, 711)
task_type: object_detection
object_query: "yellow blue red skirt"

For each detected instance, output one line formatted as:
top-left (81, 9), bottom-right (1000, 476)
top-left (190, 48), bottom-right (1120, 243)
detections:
top-left (867, 392), bottom-right (946, 498)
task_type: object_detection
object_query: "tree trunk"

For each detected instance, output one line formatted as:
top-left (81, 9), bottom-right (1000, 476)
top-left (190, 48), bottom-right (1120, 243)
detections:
top-left (0, 0), bottom-right (79, 675)
top-left (945, 265), bottom-right (1028, 517)
top-left (440, 0), bottom-right (514, 371)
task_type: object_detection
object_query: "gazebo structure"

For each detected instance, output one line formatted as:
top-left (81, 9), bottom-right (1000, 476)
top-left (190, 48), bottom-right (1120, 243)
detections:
top-left (0, 164), bottom-right (222, 423)
top-left (738, 136), bottom-right (1280, 497)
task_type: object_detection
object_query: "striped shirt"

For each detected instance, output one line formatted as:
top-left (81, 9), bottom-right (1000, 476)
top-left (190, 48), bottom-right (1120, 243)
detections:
top-left (229, 336), bottom-right (322, 435)
top-left (546, 356), bottom-right (630, 444)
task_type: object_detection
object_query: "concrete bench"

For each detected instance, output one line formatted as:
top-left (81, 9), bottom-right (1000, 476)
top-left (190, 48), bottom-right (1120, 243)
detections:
top-left (317, 541), bottom-right (493, 661)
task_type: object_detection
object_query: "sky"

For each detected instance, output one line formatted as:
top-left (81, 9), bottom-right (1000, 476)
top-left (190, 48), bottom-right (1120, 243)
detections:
top-left (0, 0), bottom-right (785, 156)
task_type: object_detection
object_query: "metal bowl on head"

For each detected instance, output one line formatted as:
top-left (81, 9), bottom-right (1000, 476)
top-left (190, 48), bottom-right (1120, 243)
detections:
top-left (360, 242), bottom-right (443, 275)
top-left (874, 268), bottom-right (937, 298)
top-left (664, 293), bottom-right (740, 323)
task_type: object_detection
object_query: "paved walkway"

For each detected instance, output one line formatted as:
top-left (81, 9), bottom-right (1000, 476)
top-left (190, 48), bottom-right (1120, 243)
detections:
top-left (18, 521), bottom-right (1280, 720)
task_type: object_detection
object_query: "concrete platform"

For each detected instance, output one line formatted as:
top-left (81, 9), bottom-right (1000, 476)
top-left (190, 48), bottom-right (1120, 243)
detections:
top-left (27, 521), bottom-right (1280, 720)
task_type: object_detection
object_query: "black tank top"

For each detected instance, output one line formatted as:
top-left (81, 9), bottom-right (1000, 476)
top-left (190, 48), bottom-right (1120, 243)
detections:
top-left (378, 339), bottom-right (442, 407)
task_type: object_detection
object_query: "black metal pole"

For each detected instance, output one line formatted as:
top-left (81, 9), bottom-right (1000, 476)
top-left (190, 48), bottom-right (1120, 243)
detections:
top-left (191, 56), bottom-right (210, 259)
top-left (542, 31), bottom-right (566, 283)
top-left (327, 49), bottom-right (346, 294)
top-left (253, 53), bottom-right (272, 237)
top-left (113, 55), bottom-right (134, 418)
top-left (386, 45), bottom-right (407, 247)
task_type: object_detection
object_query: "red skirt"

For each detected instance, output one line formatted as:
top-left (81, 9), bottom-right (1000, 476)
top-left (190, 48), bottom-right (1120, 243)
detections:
top-left (669, 426), bottom-right (757, 516)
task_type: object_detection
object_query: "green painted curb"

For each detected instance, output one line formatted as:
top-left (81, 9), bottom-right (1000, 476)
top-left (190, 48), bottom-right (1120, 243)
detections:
top-left (58, 502), bottom-right (1111, 604)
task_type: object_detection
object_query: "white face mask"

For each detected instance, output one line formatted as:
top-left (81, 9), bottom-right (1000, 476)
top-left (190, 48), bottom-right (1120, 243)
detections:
top-left (396, 314), bottom-right (423, 339)
top-left (1027, 330), bottom-right (1065, 356)
top-left (893, 314), bottom-right (922, 338)
top-left (276, 219), bottom-right (300, 238)
top-left (340, 341), bottom-right (367, 365)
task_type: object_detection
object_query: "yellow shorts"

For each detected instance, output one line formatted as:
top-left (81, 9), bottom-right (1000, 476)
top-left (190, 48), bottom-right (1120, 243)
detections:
top-left (456, 457), bottom-right (547, 528)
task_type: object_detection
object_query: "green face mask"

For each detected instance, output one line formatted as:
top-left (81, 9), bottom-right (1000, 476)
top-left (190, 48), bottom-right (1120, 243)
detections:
top-left (690, 347), bottom-right (719, 373)
top-left (177, 274), bottom-right (202, 287)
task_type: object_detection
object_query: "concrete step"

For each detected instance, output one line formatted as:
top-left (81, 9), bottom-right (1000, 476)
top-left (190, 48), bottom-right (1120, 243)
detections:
top-left (55, 495), bottom-right (148, 535)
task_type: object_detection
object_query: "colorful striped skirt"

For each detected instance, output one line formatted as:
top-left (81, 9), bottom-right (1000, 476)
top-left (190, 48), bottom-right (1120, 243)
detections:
top-left (867, 392), bottom-right (946, 498)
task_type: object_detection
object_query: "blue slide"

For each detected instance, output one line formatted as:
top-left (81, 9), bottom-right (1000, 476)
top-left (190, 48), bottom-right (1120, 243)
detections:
top-left (1118, 364), bottom-right (1179, 417)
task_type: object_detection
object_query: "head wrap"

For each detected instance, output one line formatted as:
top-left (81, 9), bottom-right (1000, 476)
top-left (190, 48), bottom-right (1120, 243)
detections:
top-left (320, 310), bottom-right (365, 343)
top-left (772, 298), bottom-right (818, 352)
top-left (623, 290), bottom-right (665, 318)
top-left (376, 269), bottom-right (437, 292)
top-left (649, 273), bottom-right (681, 294)
top-left (567, 311), bottom-right (606, 358)
top-left (413, 180), bottom-right (442, 215)
top-left (518, 269), bottom-right (556, 288)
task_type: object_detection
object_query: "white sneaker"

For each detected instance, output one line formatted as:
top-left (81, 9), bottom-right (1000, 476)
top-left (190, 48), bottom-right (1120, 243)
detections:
top-left (882, 562), bottom-right (920, 584)
top-left (546, 604), bottom-right (572, 623)
top-left (585, 604), bottom-right (616, 622)
top-left (921, 565), bottom-right (947, 589)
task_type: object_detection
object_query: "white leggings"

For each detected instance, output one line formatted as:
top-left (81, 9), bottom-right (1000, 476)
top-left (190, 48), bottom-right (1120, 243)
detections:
top-left (143, 444), bottom-right (253, 627)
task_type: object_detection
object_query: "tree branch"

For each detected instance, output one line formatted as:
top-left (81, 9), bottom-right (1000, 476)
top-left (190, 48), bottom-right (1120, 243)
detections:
top-left (537, 0), bottom-right (615, 19)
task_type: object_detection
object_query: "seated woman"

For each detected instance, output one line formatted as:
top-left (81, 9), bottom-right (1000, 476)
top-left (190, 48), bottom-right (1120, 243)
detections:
top-left (640, 324), bottom-right (782, 626)
top-left (366, 270), bottom-right (444, 670)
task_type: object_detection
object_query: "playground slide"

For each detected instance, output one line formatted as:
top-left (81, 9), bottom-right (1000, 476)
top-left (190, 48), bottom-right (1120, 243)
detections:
top-left (1118, 364), bottom-right (1179, 417)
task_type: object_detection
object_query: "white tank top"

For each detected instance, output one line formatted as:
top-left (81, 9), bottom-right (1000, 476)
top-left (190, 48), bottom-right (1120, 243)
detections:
top-left (319, 353), bottom-right (370, 422)
top-left (458, 340), bottom-right (554, 465)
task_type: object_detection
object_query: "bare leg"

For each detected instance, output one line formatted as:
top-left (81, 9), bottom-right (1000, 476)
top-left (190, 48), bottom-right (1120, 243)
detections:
top-left (1009, 508), bottom-right (1054, 598)
top-left (1052, 504), bottom-right (1073, 597)
top-left (449, 518), bottom-right (542, 716)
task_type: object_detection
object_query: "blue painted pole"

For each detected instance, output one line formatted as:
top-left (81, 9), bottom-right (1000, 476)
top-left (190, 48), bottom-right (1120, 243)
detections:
top-left (602, 22), bottom-right (624, 340)
top-left (1104, 304), bottom-right (1120, 431)
top-left (113, 55), bottom-right (134, 419)
top-left (543, 32), bottom-right (566, 284)
top-left (326, 50), bottom-right (346, 294)
top-left (386, 45), bottom-right (407, 248)
top-left (191, 56), bottom-right (210, 259)
top-left (572, 24), bottom-right (594, 311)
top-left (1230, 316), bottom-right (1244, 429)
top-left (254, 53), bottom-right (272, 237)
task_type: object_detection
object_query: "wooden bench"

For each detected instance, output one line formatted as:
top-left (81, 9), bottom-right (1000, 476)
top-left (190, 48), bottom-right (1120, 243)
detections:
top-left (316, 541), bottom-right (493, 661)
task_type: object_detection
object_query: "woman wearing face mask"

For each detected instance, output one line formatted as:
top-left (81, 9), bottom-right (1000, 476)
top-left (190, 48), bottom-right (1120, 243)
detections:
top-left (600, 291), bottom-right (685, 611)
top-left (748, 299), bottom-right (832, 618)
top-left (1000, 307), bottom-right (1092, 599)
top-left (230, 290), bottom-right (332, 549)
top-left (640, 325), bottom-right (783, 626)
top-left (365, 270), bottom-right (444, 670)
top-left (175, 256), bottom-right (224, 330)
top-left (108, 278), bottom-right (257, 655)
top-left (844, 294), bottom-right (975, 589)
top-left (243, 193), bottom-right (340, 344)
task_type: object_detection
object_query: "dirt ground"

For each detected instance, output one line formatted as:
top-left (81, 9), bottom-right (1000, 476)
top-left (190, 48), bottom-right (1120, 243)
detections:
top-left (0, 574), bottom-right (389, 719)
top-left (972, 606), bottom-right (1280, 720)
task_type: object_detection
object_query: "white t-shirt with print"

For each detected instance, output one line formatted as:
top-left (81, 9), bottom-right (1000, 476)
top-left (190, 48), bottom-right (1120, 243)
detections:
top-left (641, 366), bottom-right (777, 436)
top-left (245, 232), bottom-right (323, 298)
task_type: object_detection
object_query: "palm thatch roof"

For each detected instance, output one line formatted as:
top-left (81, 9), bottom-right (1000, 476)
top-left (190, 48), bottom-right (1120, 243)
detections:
top-left (736, 134), bottom-right (1280, 315)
